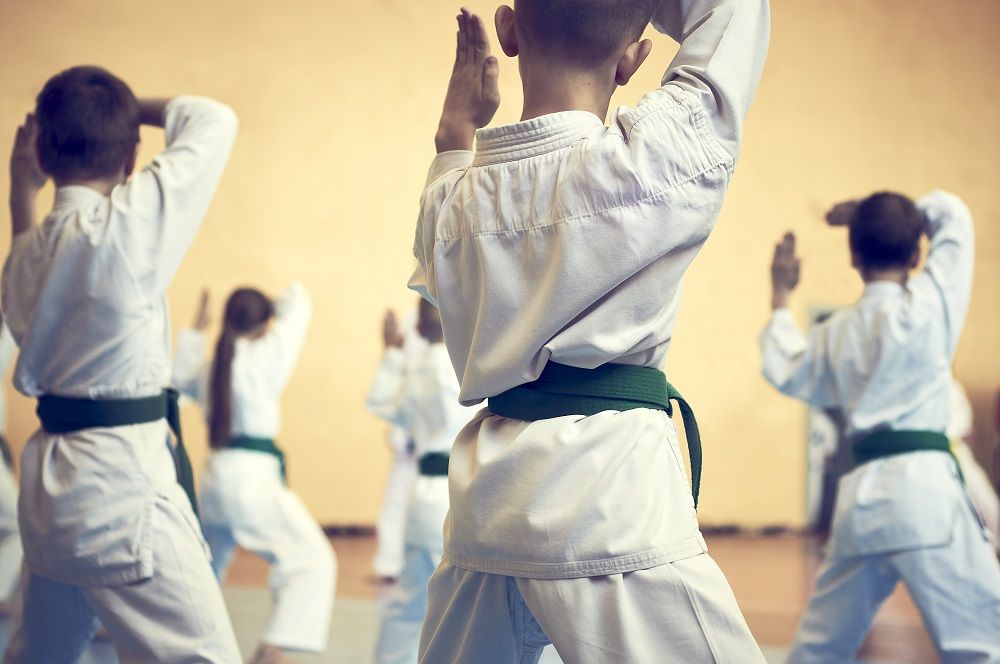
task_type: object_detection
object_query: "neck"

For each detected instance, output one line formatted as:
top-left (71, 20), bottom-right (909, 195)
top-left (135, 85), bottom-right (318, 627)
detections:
top-left (55, 175), bottom-right (122, 197)
top-left (862, 267), bottom-right (909, 285)
top-left (519, 60), bottom-right (615, 122)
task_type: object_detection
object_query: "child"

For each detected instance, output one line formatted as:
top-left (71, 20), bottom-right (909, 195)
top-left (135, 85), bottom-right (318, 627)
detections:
top-left (371, 310), bottom-right (422, 583)
top-left (2, 67), bottom-right (240, 662)
top-left (761, 192), bottom-right (1000, 660)
top-left (173, 284), bottom-right (335, 664)
top-left (409, 2), bottom-right (770, 661)
top-left (366, 300), bottom-right (480, 664)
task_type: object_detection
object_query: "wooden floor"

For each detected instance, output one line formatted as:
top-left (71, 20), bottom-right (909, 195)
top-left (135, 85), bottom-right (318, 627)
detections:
top-left (228, 533), bottom-right (938, 663)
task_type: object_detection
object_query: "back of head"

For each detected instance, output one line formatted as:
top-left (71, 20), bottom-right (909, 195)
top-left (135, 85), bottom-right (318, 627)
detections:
top-left (209, 288), bottom-right (275, 447)
top-left (849, 192), bottom-right (923, 272)
top-left (515, 0), bottom-right (656, 66)
top-left (35, 65), bottom-right (140, 182)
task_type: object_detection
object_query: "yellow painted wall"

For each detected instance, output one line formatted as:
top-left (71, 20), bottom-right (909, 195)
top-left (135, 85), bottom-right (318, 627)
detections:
top-left (0, 1), bottom-right (997, 527)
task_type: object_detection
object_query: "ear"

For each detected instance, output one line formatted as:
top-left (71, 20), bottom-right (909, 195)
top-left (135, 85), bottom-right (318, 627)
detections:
top-left (495, 5), bottom-right (519, 57)
top-left (123, 142), bottom-right (139, 178)
top-left (615, 38), bottom-right (653, 86)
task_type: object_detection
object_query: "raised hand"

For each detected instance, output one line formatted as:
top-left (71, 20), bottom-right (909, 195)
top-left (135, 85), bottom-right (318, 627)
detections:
top-left (825, 200), bottom-right (859, 227)
top-left (193, 289), bottom-right (212, 331)
top-left (10, 114), bottom-right (47, 194)
top-left (435, 8), bottom-right (501, 153)
top-left (771, 232), bottom-right (801, 309)
top-left (383, 310), bottom-right (405, 349)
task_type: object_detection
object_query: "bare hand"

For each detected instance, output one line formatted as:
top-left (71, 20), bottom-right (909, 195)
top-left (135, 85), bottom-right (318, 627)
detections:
top-left (435, 8), bottom-right (501, 152)
top-left (383, 310), bottom-right (405, 349)
top-left (771, 232), bottom-right (800, 309)
top-left (10, 114), bottom-right (47, 194)
top-left (194, 290), bottom-right (212, 331)
top-left (825, 200), bottom-right (859, 227)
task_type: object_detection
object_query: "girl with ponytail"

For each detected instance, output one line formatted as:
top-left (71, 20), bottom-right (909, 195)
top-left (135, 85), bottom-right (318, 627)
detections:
top-left (174, 283), bottom-right (335, 664)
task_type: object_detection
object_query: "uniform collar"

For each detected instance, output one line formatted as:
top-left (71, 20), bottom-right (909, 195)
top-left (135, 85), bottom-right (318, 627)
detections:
top-left (862, 280), bottom-right (906, 298)
top-left (52, 185), bottom-right (107, 213)
top-left (473, 111), bottom-right (605, 166)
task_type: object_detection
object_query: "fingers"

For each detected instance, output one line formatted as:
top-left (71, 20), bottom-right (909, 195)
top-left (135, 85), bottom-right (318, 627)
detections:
top-left (457, 9), bottom-right (470, 66)
top-left (482, 55), bottom-right (500, 105)
top-left (470, 11), bottom-right (491, 63)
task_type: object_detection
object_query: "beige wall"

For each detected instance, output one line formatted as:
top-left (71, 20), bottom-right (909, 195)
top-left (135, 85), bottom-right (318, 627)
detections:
top-left (0, 1), bottom-right (997, 527)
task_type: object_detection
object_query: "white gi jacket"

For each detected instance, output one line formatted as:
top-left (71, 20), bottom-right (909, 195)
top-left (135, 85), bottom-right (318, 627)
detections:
top-left (1, 96), bottom-right (238, 586)
top-left (173, 283), bottom-right (312, 440)
top-left (367, 342), bottom-right (479, 551)
top-left (760, 190), bottom-right (984, 556)
top-left (409, 0), bottom-right (770, 577)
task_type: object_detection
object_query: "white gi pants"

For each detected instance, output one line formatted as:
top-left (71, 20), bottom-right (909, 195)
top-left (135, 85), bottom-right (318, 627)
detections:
top-left (2, 494), bottom-right (240, 663)
top-left (202, 449), bottom-right (335, 653)
top-left (374, 444), bottom-right (418, 579)
top-left (788, 498), bottom-right (1000, 663)
top-left (418, 553), bottom-right (764, 664)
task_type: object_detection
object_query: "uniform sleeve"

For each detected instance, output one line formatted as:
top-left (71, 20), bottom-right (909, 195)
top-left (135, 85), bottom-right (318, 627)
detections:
top-left (625, 0), bottom-right (770, 159)
top-left (365, 347), bottom-right (413, 430)
top-left (173, 328), bottom-right (208, 405)
top-left (256, 282), bottom-right (312, 393)
top-left (908, 190), bottom-right (975, 358)
top-left (408, 151), bottom-right (474, 305)
top-left (114, 96), bottom-right (239, 294)
top-left (760, 308), bottom-right (838, 408)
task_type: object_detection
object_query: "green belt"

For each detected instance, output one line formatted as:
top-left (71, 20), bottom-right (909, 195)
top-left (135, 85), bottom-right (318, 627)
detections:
top-left (418, 452), bottom-right (449, 476)
top-left (488, 362), bottom-right (702, 507)
top-left (853, 429), bottom-right (964, 483)
top-left (36, 388), bottom-right (199, 518)
top-left (228, 436), bottom-right (287, 482)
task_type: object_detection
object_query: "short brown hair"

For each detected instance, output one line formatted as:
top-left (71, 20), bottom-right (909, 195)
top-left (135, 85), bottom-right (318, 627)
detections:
top-left (515, 0), bottom-right (656, 66)
top-left (849, 192), bottom-right (923, 271)
top-left (35, 66), bottom-right (140, 181)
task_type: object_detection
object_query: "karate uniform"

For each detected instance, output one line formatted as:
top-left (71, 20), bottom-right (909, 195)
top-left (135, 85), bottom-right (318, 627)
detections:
top-left (0, 97), bottom-right (241, 663)
top-left (366, 340), bottom-right (480, 664)
top-left (372, 325), bottom-right (424, 581)
top-left (760, 191), bottom-right (1000, 662)
top-left (408, 1), bottom-right (770, 661)
top-left (0, 323), bottom-right (22, 603)
top-left (948, 380), bottom-right (1000, 552)
top-left (174, 283), bottom-right (336, 654)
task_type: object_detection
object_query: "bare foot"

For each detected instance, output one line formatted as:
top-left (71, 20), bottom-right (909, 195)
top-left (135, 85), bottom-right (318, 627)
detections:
top-left (250, 644), bottom-right (296, 664)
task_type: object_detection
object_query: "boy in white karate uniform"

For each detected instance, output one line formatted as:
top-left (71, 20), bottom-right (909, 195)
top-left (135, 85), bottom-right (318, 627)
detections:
top-left (367, 300), bottom-right (480, 664)
top-left (174, 284), bottom-right (336, 663)
top-left (410, 2), bottom-right (770, 661)
top-left (2, 67), bottom-right (240, 663)
top-left (372, 313), bottom-right (423, 582)
top-left (761, 192), bottom-right (1000, 661)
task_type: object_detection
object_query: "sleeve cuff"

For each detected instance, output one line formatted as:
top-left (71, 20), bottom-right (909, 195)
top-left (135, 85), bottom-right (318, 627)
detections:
top-left (426, 150), bottom-right (474, 186)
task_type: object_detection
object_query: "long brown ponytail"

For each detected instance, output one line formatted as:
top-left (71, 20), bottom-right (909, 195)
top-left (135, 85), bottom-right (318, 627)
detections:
top-left (209, 288), bottom-right (275, 448)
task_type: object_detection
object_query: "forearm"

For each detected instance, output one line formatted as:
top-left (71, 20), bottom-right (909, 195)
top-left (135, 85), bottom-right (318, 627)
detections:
top-left (435, 119), bottom-right (476, 153)
top-left (8, 188), bottom-right (38, 237)
top-left (138, 98), bottom-right (171, 128)
top-left (771, 287), bottom-right (791, 311)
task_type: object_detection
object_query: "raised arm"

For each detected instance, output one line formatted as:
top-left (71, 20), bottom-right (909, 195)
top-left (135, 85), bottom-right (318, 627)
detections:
top-left (908, 190), bottom-right (975, 358)
top-left (8, 114), bottom-right (48, 238)
top-left (257, 282), bottom-right (312, 392)
top-left (173, 290), bottom-right (211, 404)
top-left (646, 0), bottom-right (771, 157)
top-left (365, 311), bottom-right (414, 429)
top-left (760, 232), bottom-right (838, 407)
top-left (117, 95), bottom-right (238, 294)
